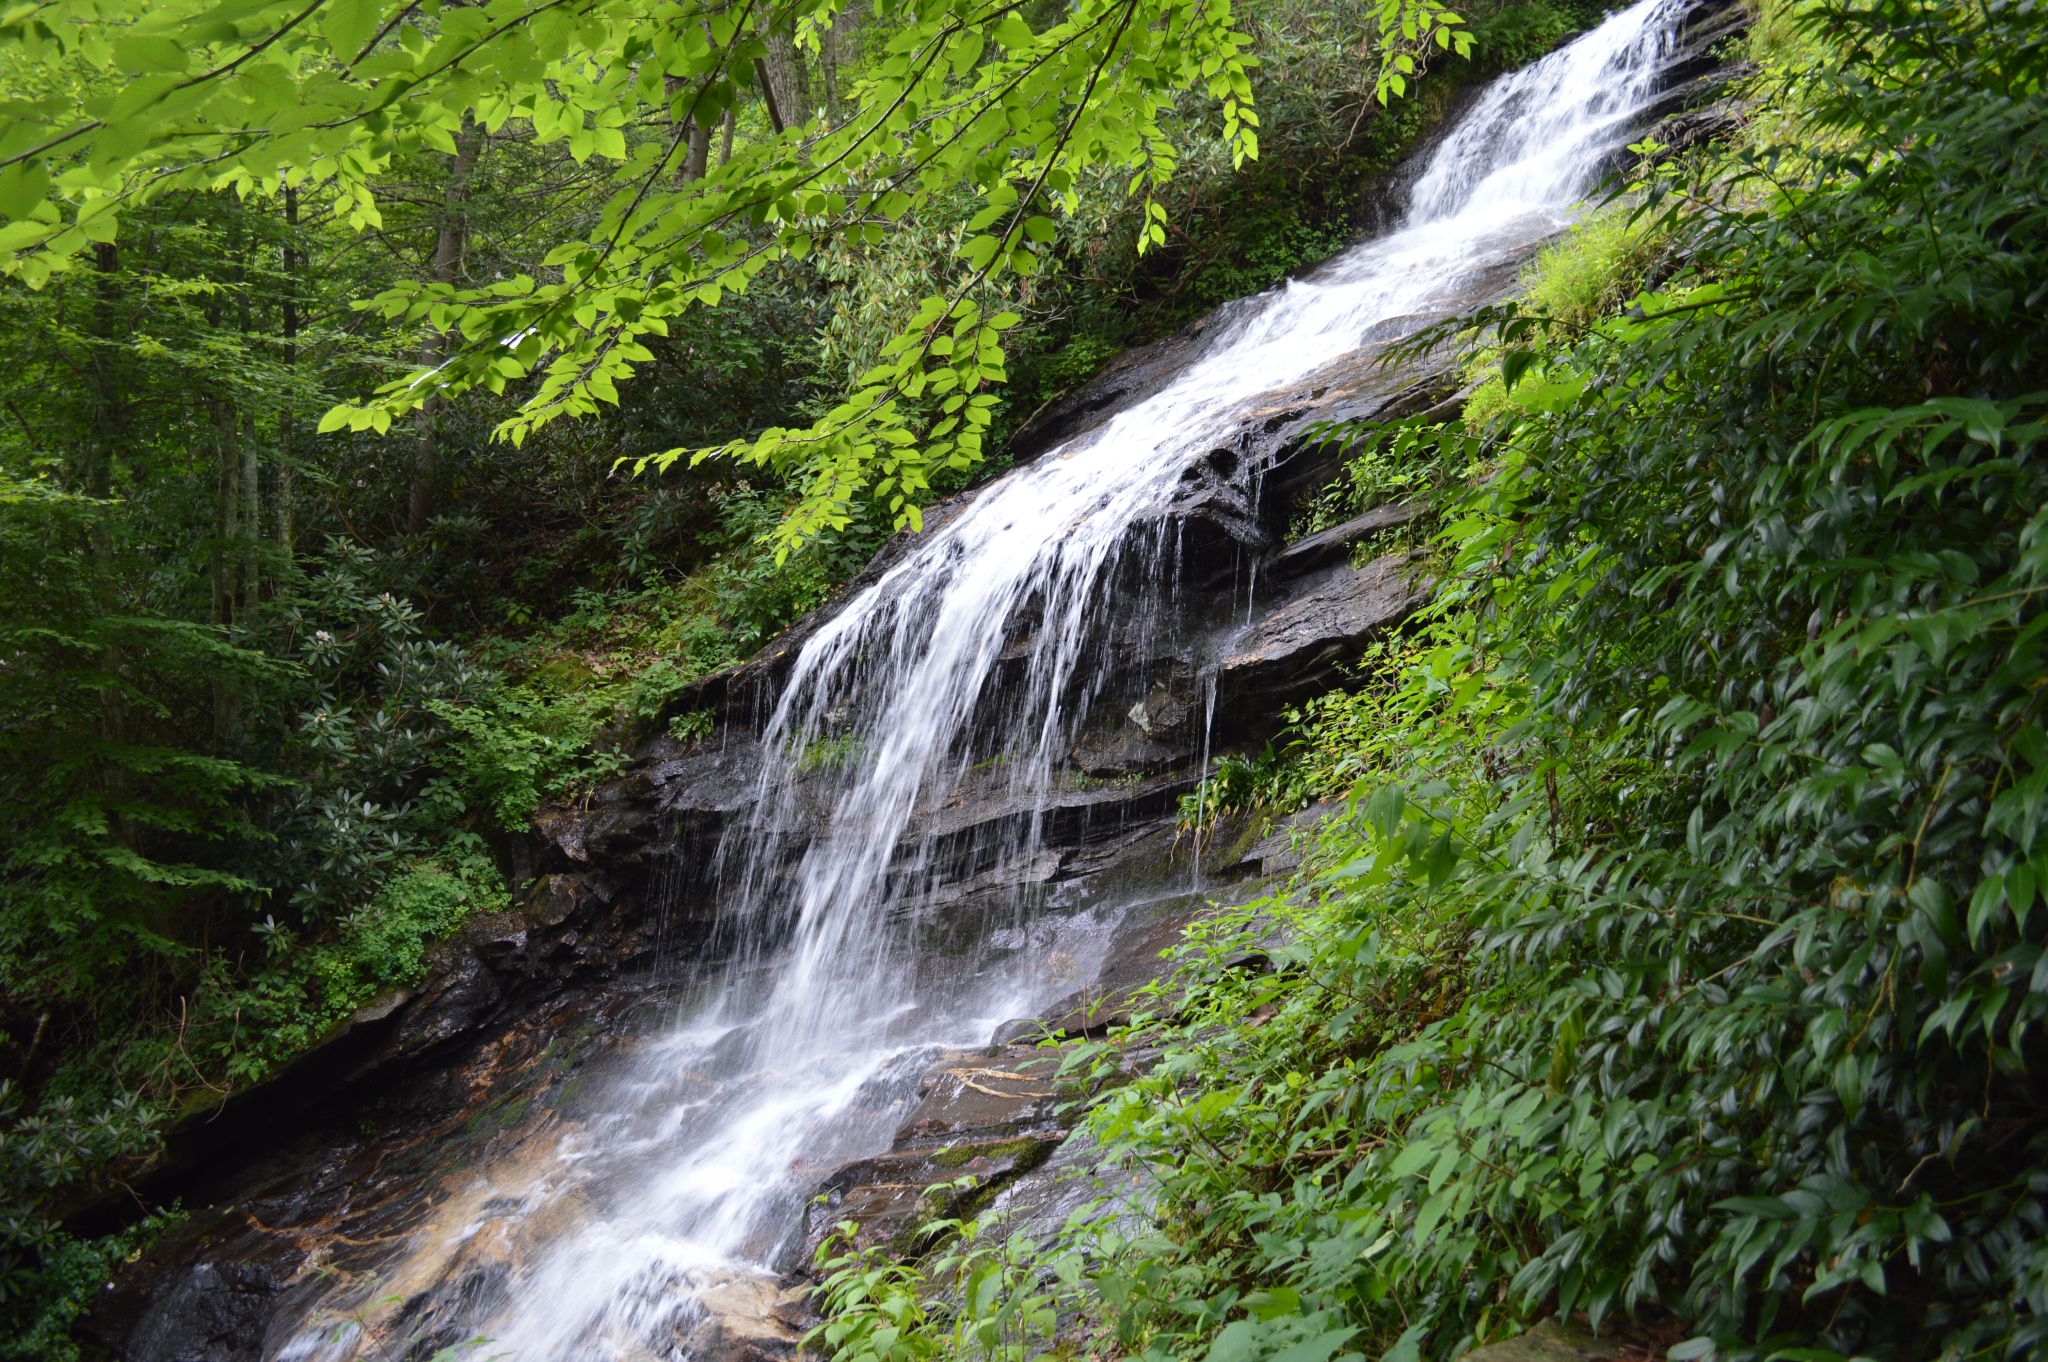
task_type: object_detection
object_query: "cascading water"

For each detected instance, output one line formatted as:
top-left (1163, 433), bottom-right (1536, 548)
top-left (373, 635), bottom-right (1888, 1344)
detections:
top-left (280, 3), bottom-right (1691, 1356)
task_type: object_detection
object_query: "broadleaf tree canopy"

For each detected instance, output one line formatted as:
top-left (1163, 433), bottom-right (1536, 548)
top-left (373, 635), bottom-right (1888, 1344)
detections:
top-left (0, 0), bottom-right (1469, 550)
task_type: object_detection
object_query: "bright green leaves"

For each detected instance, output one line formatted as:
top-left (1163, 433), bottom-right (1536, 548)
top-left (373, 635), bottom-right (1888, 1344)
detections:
top-left (110, 34), bottom-right (190, 74)
top-left (321, 0), bottom-right (384, 62)
top-left (0, 158), bottom-right (46, 219)
top-left (0, 2), bottom-right (1500, 548)
top-left (0, 0), bottom-right (1282, 545)
top-left (1139, 195), bottom-right (1167, 250)
top-left (0, 0), bottom-right (654, 281)
top-left (992, 11), bottom-right (1035, 52)
top-left (1370, 0), bottom-right (1470, 104)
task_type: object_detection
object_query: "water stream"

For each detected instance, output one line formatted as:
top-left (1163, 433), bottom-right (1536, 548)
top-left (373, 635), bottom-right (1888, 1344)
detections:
top-left (281, 3), bottom-right (1691, 1355)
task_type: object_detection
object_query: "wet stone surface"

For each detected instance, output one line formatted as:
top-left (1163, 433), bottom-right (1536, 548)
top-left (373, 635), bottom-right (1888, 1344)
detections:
top-left (793, 872), bottom-right (1280, 1271)
top-left (1217, 551), bottom-right (1433, 710)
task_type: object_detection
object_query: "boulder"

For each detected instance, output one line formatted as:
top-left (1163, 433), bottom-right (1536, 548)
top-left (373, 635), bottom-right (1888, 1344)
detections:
top-left (800, 1046), bottom-right (1069, 1260)
top-left (123, 1261), bottom-right (288, 1362)
top-left (679, 1269), bottom-right (811, 1362)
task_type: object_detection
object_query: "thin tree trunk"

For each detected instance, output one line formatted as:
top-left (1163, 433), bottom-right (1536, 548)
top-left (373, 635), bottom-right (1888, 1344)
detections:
top-left (406, 122), bottom-right (484, 537)
top-left (684, 117), bottom-right (712, 180)
top-left (214, 397), bottom-right (239, 627)
top-left (754, 57), bottom-right (787, 133)
top-left (241, 425), bottom-right (259, 607)
top-left (80, 244), bottom-right (122, 503)
top-left (786, 28), bottom-right (812, 118)
top-left (85, 243), bottom-right (127, 764)
top-left (665, 68), bottom-right (715, 183)
top-left (212, 397), bottom-right (238, 736)
top-left (821, 20), bottom-right (839, 115)
top-left (718, 108), bottom-right (736, 165)
top-left (233, 214), bottom-right (259, 612)
top-left (277, 185), bottom-right (299, 565)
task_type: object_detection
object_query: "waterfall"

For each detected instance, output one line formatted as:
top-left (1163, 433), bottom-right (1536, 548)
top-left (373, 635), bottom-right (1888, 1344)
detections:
top-left (278, 3), bottom-right (1689, 1356)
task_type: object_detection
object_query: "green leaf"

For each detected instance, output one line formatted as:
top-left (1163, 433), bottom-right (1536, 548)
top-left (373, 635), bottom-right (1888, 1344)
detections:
top-left (112, 34), bottom-right (191, 73)
top-left (1388, 1139), bottom-right (1436, 1180)
top-left (994, 14), bottom-right (1035, 49)
top-left (322, 0), bottom-right (383, 58)
top-left (1271, 1329), bottom-right (1360, 1362)
top-left (0, 160), bottom-right (49, 220)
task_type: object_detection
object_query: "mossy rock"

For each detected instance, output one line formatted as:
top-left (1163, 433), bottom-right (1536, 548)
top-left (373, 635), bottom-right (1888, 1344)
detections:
top-left (528, 653), bottom-right (601, 695)
top-left (1461, 1319), bottom-right (1622, 1362)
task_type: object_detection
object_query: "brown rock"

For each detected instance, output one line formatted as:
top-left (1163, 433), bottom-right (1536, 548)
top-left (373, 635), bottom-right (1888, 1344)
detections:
top-left (1462, 1319), bottom-right (1627, 1362)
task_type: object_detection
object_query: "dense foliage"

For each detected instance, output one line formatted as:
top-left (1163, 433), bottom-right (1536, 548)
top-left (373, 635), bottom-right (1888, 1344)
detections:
top-left (0, 0), bottom-right (1453, 545)
top-left (807, 2), bottom-right (2048, 1359)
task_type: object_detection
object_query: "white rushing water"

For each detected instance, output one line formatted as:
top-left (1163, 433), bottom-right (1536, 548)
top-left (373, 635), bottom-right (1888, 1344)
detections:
top-left (279, 3), bottom-right (1689, 1356)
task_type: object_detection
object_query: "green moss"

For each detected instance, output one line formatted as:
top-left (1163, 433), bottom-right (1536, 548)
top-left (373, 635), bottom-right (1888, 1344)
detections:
top-left (463, 1087), bottom-right (535, 1141)
top-left (553, 1069), bottom-right (592, 1110)
top-left (798, 733), bottom-right (868, 773)
top-left (926, 1136), bottom-right (1052, 1170)
top-left (528, 654), bottom-right (600, 695)
top-left (878, 1139), bottom-right (1062, 1258)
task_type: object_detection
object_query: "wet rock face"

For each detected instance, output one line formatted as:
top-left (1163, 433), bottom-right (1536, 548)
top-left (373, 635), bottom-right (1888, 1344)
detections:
top-left (124, 1262), bottom-right (284, 1362)
top-left (105, 546), bottom-right (1441, 1359)
top-left (1218, 551), bottom-right (1433, 711)
top-left (1272, 501), bottom-right (1422, 577)
top-left (1004, 302), bottom-right (1263, 464)
top-left (795, 876), bottom-right (1285, 1269)
top-left (679, 1271), bottom-right (813, 1362)
top-left (801, 1050), bottom-right (1068, 1260)
top-left (104, 374), bottom-right (1460, 1362)
top-left (91, 983), bottom-right (648, 1360)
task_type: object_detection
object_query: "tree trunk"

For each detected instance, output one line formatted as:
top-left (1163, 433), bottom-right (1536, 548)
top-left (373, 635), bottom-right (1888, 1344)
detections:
top-left (718, 107), bottom-right (736, 165)
top-left (234, 215), bottom-right (259, 612)
top-left (277, 185), bottom-right (299, 565)
top-left (80, 244), bottom-right (122, 503)
top-left (84, 244), bottom-right (128, 763)
top-left (241, 422), bottom-right (260, 606)
top-left (212, 396), bottom-right (239, 736)
top-left (821, 26), bottom-right (837, 115)
top-left (684, 117), bottom-right (712, 180)
top-left (665, 67), bottom-right (715, 183)
top-left (215, 401), bottom-right (240, 619)
top-left (406, 123), bottom-right (484, 538)
top-left (824, 7), bottom-right (860, 115)
top-left (754, 57), bottom-right (787, 134)
top-left (758, 15), bottom-right (808, 130)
